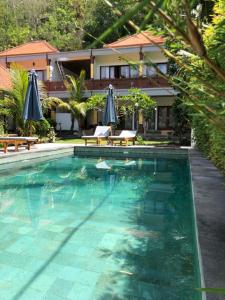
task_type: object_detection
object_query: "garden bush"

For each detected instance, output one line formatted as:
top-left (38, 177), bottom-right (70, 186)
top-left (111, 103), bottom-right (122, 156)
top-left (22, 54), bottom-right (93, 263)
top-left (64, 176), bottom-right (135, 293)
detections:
top-left (193, 116), bottom-right (225, 175)
top-left (35, 119), bottom-right (51, 139)
top-left (0, 120), bottom-right (5, 135)
top-left (172, 98), bottom-right (191, 146)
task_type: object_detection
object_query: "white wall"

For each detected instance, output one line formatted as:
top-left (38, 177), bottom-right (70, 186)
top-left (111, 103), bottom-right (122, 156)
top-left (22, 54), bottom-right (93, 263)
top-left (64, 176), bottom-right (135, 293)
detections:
top-left (94, 51), bottom-right (167, 79)
top-left (144, 51), bottom-right (167, 63)
top-left (94, 53), bottom-right (139, 79)
top-left (56, 113), bottom-right (79, 131)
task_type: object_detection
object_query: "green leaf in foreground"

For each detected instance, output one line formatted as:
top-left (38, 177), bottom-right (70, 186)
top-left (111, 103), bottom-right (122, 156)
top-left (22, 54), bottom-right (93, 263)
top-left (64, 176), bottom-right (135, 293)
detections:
top-left (197, 288), bottom-right (225, 295)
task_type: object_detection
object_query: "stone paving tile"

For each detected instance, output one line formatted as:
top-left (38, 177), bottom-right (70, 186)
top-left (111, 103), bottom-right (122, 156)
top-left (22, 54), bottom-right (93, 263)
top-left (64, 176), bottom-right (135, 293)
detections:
top-left (57, 265), bottom-right (83, 281)
top-left (0, 149), bottom-right (199, 300)
top-left (67, 282), bottom-right (93, 300)
top-left (30, 273), bottom-right (56, 293)
top-left (45, 278), bottom-right (74, 299)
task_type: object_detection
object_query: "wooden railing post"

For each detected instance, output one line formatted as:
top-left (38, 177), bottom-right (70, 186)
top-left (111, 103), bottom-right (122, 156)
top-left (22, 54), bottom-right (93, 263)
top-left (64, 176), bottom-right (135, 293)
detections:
top-left (90, 50), bottom-right (95, 80)
top-left (139, 46), bottom-right (144, 78)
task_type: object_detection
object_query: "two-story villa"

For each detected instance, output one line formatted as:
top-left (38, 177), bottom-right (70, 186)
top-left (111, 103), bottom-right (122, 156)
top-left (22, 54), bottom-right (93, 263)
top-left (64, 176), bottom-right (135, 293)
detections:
top-left (0, 32), bottom-right (177, 134)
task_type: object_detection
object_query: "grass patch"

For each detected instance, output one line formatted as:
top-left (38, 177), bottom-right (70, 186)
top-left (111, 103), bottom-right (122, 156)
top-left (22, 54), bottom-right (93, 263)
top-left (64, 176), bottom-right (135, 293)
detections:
top-left (56, 138), bottom-right (173, 146)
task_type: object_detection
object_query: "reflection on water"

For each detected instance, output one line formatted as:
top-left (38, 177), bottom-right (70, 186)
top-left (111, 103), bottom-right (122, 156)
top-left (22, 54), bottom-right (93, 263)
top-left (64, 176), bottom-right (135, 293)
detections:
top-left (0, 155), bottom-right (201, 300)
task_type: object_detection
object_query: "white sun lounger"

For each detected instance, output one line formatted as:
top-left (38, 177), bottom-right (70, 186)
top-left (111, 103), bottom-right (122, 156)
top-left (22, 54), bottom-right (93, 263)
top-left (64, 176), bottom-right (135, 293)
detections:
top-left (108, 130), bottom-right (137, 146)
top-left (82, 126), bottom-right (111, 146)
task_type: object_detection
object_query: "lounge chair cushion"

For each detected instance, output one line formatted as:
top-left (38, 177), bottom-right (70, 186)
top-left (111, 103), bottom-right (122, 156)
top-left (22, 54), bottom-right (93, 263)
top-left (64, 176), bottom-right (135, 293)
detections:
top-left (119, 130), bottom-right (137, 138)
top-left (82, 126), bottom-right (111, 138)
top-left (109, 130), bottom-right (137, 139)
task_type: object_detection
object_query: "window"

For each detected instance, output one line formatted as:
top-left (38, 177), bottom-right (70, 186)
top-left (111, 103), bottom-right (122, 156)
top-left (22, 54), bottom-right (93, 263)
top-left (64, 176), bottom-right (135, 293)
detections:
top-left (36, 70), bottom-right (44, 81)
top-left (157, 63), bottom-right (167, 74)
top-left (144, 63), bottom-right (167, 77)
top-left (130, 66), bottom-right (139, 78)
top-left (158, 106), bottom-right (173, 130)
top-left (100, 65), bottom-right (139, 79)
top-left (148, 113), bottom-right (155, 130)
top-left (145, 66), bottom-right (156, 77)
top-left (109, 67), bottom-right (115, 79)
top-left (120, 66), bottom-right (130, 78)
top-left (100, 66), bottom-right (110, 79)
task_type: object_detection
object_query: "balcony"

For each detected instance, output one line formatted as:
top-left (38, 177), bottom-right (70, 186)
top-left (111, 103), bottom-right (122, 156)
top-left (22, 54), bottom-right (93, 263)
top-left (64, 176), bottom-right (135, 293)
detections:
top-left (44, 77), bottom-right (170, 92)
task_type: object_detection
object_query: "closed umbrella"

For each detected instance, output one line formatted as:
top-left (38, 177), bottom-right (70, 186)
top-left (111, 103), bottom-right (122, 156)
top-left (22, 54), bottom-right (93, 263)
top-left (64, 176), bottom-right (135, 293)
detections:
top-left (103, 84), bottom-right (118, 125)
top-left (23, 70), bottom-right (44, 122)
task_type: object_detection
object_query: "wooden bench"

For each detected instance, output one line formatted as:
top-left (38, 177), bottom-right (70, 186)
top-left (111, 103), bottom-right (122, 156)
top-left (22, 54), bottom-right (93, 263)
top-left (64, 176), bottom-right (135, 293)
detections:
top-left (0, 137), bottom-right (38, 153)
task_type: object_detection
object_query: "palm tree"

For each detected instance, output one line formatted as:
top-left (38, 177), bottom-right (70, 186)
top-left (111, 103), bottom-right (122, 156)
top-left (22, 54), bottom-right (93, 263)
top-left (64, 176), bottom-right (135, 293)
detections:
top-left (0, 64), bottom-right (29, 134)
top-left (0, 64), bottom-right (62, 135)
top-left (58, 70), bottom-right (87, 133)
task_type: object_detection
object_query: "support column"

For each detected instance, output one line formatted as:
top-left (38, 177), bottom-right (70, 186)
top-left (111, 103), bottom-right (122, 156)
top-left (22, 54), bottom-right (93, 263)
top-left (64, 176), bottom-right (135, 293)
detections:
top-left (92, 110), bottom-right (98, 125)
top-left (139, 46), bottom-right (144, 77)
top-left (138, 111), bottom-right (143, 125)
top-left (90, 51), bottom-right (95, 79)
top-left (46, 57), bottom-right (52, 81)
top-left (6, 57), bottom-right (10, 69)
top-left (132, 113), bottom-right (135, 130)
top-left (154, 107), bottom-right (158, 131)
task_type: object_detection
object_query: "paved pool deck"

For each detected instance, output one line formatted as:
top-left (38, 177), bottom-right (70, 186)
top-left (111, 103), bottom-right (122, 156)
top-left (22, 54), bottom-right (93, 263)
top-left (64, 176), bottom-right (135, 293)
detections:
top-left (189, 149), bottom-right (225, 300)
top-left (0, 143), bottom-right (75, 166)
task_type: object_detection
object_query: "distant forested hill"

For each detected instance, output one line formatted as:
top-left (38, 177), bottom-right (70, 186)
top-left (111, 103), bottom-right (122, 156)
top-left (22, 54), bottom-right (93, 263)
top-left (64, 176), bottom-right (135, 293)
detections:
top-left (0, 0), bottom-right (144, 51)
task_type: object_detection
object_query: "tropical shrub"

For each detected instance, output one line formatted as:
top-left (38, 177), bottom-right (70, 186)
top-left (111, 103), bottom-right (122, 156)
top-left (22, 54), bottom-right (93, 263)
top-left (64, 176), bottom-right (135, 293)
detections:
top-left (86, 94), bottom-right (106, 111)
top-left (58, 70), bottom-right (86, 132)
top-left (172, 98), bottom-right (191, 146)
top-left (35, 119), bottom-right (51, 139)
top-left (0, 64), bottom-right (29, 134)
top-left (0, 120), bottom-right (5, 135)
top-left (120, 88), bottom-right (156, 134)
top-left (193, 115), bottom-right (225, 174)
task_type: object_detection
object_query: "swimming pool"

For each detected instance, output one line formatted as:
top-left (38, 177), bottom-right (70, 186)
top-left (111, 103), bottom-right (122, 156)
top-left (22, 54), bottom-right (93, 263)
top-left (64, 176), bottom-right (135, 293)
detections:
top-left (0, 154), bottom-right (201, 300)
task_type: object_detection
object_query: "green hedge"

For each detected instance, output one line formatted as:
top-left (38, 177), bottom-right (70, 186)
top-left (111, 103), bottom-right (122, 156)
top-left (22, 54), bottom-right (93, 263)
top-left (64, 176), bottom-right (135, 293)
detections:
top-left (193, 117), bottom-right (225, 175)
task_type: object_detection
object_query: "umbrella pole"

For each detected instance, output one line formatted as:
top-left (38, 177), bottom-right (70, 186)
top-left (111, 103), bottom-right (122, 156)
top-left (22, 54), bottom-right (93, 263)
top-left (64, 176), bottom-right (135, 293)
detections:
top-left (29, 121), bottom-right (32, 137)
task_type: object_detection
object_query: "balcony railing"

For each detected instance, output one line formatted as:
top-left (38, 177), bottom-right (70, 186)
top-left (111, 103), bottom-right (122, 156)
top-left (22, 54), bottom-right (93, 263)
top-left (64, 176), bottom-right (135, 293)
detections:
top-left (45, 77), bottom-right (170, 92)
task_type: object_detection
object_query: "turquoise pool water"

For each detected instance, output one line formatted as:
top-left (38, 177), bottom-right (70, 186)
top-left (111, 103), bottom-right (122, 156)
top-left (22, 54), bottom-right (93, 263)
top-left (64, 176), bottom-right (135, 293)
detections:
top-left (0, 155), bottom-right (201, 300)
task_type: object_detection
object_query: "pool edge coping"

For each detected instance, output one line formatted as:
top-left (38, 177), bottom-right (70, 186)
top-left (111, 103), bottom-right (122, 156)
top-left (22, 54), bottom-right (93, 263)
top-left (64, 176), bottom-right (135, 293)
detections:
top-left (188, 151), bottom-right (206, 300)
top-left (189, 149), bottom-right (225, 300)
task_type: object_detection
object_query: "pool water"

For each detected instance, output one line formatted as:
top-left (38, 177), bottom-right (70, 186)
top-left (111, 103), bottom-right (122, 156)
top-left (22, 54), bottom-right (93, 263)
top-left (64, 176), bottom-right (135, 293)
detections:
top-left (0, 155), bottom-right (201, 300)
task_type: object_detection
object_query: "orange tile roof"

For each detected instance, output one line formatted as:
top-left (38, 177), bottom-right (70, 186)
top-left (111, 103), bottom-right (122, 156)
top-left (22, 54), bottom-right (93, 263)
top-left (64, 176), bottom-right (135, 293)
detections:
top-left (104, 31), bottom-right (164, 48)
top-left (0, 65), bottom-right (11, 89)
top-left (0, 40), bottom-right (58, 57)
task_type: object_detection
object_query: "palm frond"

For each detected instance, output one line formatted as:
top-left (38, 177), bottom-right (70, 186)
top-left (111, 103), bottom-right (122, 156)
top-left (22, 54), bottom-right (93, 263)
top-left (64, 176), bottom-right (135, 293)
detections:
top-left (57, 102), bottom-right (71, 112)
top-left (42, 97), bottom-right (64, 110)
top-left (70, 101), bottom-right (87, 118)
top-left (65, 70), bottom-right (86, 102)
top-left (9, 63), bottom-right (28, 112)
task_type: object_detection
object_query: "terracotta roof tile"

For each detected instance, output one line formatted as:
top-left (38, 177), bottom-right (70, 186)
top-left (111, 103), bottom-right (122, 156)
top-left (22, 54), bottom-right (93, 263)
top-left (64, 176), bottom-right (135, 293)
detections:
top-left (104, 31), bottom-right (164, 48)
top-left (0, 66), bottom-right (11, 89)
top-left (0, 40), bottom-right (58, 57)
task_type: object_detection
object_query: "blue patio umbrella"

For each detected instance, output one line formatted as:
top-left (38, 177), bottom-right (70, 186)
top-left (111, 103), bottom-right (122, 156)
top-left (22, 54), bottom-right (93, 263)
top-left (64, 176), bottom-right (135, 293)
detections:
top-left (103, 84), bottom-right (118, 125)
top-left (23, 70), bottom-right (44, 121)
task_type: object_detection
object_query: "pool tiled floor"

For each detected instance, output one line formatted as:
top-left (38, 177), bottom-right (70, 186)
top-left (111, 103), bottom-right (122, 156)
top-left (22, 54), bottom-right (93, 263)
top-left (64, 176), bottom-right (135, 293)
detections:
top-left (0, 155), bottom-right (200, 300)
